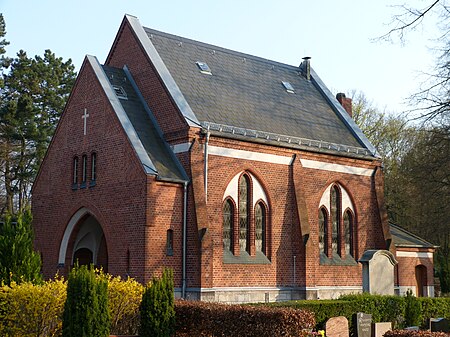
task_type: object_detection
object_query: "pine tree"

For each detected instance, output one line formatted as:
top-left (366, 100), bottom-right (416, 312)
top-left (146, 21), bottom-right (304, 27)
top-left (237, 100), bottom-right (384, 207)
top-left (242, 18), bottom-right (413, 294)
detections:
top-left (404, 289), bottom-right (422, 327)
top-left (62, 265), bottom-right (110, 337)
top-left (0, 14), bottom-right (76, 215)
top-left (0, 208), bottom-right (42, 285)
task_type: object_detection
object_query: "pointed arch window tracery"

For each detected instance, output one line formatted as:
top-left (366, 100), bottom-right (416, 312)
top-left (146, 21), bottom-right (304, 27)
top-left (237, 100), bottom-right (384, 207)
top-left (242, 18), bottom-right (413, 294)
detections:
top-left (222, 171), bottom-right (269, 258)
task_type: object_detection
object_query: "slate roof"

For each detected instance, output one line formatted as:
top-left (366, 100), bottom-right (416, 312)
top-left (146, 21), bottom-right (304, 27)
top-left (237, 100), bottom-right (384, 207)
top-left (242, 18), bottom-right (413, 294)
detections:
top-left (390, 223), bottom-right (437, 249)
top-left (144, 27), bottom-right (375, 157)
top-left (101, 64), bottom-right (187, 182)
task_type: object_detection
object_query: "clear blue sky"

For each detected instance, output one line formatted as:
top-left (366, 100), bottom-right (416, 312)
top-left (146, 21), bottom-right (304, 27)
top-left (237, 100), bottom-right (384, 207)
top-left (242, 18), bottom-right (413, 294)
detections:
top-left (1, 0), bottom-right (439, 115)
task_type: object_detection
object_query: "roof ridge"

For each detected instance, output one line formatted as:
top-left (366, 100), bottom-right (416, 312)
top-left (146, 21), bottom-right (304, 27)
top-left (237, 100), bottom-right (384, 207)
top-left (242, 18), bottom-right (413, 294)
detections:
top-left (143, 27), bottom-right (302, 72)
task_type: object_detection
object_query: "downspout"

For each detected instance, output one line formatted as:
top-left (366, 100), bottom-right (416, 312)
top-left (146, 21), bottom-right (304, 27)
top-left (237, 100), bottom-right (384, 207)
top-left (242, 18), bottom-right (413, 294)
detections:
top-left (182, 180), bottom-right (188, 299)
top-left (204, 131), bottom-right (210, 203)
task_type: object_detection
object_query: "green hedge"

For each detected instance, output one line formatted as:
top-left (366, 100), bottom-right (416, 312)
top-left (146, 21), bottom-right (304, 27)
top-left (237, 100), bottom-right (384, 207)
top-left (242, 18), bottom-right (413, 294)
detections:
top-left (268, 294), bottom-right (450, 330)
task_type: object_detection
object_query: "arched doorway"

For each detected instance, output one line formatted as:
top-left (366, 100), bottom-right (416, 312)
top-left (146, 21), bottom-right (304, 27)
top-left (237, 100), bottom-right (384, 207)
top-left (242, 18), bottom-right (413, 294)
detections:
top-left (59, 208), bottom-right (108, 273)
top-left (415, 265), bottom-right (427, 297)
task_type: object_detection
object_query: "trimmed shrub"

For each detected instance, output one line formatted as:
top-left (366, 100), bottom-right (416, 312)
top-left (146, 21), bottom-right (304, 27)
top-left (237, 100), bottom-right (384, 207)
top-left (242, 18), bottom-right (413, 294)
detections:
top-left (404, 290), bottom-right (422, 327)
top-left (268, 299), bottom-right (357, 329)
top-left (418, 297), bottom-right (450, 324)
top-left (0, 278), bottom-right (66, 336)
top-left (139, 268), bottom-right (175, 337)
top-left (341, 293), bottom-right (406, 328)
top-left (175, 300), bottom-right (316, 337)
top-left (62, 265), bottom-right (110, 337)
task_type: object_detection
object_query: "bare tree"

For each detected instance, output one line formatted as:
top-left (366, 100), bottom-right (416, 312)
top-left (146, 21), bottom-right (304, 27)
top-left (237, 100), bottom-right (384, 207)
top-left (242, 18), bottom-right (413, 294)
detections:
top-left (380, 1), bottom-right (450, 124)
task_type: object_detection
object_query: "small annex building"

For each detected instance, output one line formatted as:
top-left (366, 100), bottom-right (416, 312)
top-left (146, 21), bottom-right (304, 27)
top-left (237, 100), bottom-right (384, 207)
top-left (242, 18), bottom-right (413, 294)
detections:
top-left (32, 15), bottom-right (435, 302)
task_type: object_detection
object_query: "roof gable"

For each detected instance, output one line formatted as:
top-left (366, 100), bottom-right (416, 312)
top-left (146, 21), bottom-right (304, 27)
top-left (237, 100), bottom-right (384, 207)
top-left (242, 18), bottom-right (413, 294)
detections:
top-left (88, 55), bottom-right (187, 182)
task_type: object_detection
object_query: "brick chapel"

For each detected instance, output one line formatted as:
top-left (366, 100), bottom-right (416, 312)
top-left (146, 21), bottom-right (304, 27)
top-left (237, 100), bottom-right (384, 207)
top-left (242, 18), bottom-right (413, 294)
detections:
top-left (32, 15), bottom-right (436, 302)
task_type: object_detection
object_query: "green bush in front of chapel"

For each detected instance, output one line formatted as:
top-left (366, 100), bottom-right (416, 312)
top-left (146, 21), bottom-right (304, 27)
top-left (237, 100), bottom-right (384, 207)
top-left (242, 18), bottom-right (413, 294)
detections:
top-left (62, 264), bottom-right (110, 337)
top-left (139, 268), bottom-right (175, 337)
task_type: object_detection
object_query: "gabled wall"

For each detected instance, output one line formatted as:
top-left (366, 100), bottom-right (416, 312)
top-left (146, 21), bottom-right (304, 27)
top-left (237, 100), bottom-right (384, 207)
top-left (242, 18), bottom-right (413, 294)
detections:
top-left (106, 18), bottom-right (190, 143)
top-left (32, 58), bottom-right (148, 281)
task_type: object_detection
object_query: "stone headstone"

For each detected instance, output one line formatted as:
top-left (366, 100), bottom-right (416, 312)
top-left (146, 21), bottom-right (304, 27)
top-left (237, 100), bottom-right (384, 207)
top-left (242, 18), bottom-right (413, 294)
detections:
top-left (353, 313), bottom-right (372, 337)
top-left (430, 318), bottom-right (449, 332)
top-left (359, 250), bottom-right (397, 295)
top-left (404, 326), bottom-right (419, 331)
top-left (372, 322), bottom-right (392, 337)
top-left (326, 316), bottom-right (349, 337)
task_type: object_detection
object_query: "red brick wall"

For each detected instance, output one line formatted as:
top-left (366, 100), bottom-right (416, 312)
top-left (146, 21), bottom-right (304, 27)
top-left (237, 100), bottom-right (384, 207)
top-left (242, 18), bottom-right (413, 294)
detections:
top-left (32, 59), bottom-right (149, 282)
top-left (197, 135), bottom-right (384, 288)
top-left (395, 248), bottom-right (435, 287)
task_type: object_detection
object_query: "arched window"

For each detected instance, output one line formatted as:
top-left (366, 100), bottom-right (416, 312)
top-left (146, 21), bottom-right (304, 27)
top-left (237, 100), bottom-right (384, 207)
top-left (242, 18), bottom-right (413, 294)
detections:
top-left (91, 152), bottom-right (97, 182)
top-left (223, 199), bottom-right (234, 252)
top-left (81, 154), bottom-right (87, 188)
top-left (343, 210), bottom-right (354, 257)
top-left (319, 208), bottom-right (328, 255)
top-left (222, 171), bottom-right (269, 259)
top-left (255, 202), bottom-right (266, 254)
top-left (72, 157), bottom-right (78, 186)
top-left (331, 186), bottom-right (340, 255)
top-left (238, 175), bottom-right (250, 252)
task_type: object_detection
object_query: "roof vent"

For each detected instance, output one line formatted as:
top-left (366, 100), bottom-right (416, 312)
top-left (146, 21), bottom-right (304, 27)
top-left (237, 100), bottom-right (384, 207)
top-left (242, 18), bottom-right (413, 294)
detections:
top-left (112, 85), bottom-right (127, 100)
top-left (282, 81), bottom-right (295, 93)
top-left (196, 61), bottom-right (212, 75)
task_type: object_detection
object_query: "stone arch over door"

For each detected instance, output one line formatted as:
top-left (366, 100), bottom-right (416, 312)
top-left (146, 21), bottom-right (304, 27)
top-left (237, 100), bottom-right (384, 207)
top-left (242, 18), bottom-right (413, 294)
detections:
top-left (59, 207), bottom-right (108, 272)
top-left (415, 265), bottom-right (427, 297)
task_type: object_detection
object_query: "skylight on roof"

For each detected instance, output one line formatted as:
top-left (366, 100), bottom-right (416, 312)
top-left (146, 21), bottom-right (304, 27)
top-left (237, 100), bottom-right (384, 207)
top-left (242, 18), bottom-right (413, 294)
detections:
top-left (196, 61), bottom-right (212, 75)
top-left (113, 85), bottom-right (127, 100)
top-left (282, 81), bottom-right (295, 93)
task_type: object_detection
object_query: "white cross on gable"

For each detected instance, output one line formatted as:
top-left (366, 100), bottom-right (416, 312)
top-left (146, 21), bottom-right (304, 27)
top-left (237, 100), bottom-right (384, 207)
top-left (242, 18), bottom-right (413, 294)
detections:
top-left (81, 108), bottom-right (89, 136)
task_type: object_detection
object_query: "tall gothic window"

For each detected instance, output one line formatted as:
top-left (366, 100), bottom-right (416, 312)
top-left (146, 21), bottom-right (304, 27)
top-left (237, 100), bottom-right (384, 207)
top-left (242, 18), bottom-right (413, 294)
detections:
top-left (255, 202), bottom-right (266, 254)
top-left (319, 208), bottom-right (328, 255)
top-left (344, 210), bottom-right (354, 257)
top-left (223, 171), bottom-right (269, 259)
top-left (331, 186), bottom-right (340, 255)
top-left (239, 175), bottom-right (250, 252)
top-left (223, 199), bottom-right (233, 252)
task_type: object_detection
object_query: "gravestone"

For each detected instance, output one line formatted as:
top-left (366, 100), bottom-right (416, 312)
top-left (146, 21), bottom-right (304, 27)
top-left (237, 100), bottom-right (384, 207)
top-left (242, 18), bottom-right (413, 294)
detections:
top-left (353, 313), bottom-right (372, 337)
top-left (359, 250), bottom-right (397, 295)
top-left (326, 316), bottom-right (349, 337)
top-left (404, 326), bottom-right (419, 331)
top-left (430, 318), bottom-right (449, 332)
top-left (372, 322), bottom-right (392, 337)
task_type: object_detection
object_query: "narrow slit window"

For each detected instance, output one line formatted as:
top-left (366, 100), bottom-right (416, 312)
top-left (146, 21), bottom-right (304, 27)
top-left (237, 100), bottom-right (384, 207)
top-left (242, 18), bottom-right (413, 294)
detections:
top-left (166, 229), bottom-right (174, 256)
top-left (81, 155), bottom-right (87, 188)
top-left (72, 157), bottom-right (78, 185)
top-left (91, 153), bottom-right (97, 182)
